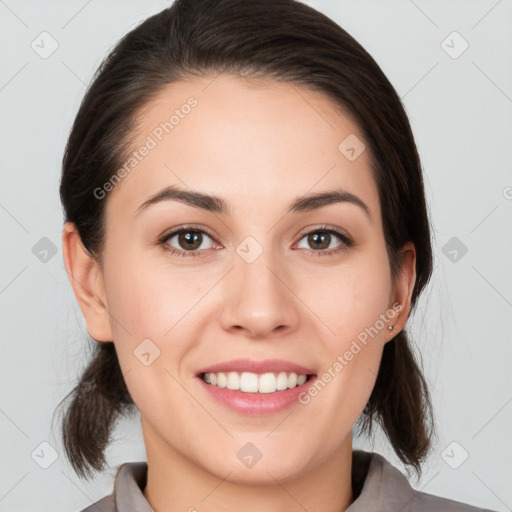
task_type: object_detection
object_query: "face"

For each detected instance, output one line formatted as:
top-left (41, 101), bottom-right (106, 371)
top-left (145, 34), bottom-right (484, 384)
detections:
top-left (76, 74), bottom-right (413, 484)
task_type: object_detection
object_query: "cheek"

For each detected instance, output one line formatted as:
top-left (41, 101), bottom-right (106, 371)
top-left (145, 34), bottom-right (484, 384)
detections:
top-left (299, 251), bottom-right (391, 411)
top-left (101, 245), bottom-right (208, 382)
top-left (103, 244), bottom-right (195, 339)
top-left (102, 262), bottom-right (194, 419)
top-left (301, 251), bottom-right (392, 342)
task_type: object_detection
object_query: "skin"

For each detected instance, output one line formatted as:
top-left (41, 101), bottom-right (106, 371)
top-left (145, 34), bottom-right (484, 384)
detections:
top-left (62, 74), bottom-right (416, 512)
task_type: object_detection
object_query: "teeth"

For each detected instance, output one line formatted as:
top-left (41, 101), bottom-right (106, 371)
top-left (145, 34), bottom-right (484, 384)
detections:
top-left (202, 371), bottom-right (309, 393)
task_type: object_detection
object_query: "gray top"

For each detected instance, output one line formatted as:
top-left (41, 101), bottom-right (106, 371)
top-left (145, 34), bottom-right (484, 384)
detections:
top-left (79, 450), bottom-right (496, 511)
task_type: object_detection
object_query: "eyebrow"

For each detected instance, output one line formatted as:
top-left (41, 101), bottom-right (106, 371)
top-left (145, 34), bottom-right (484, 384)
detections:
top-left (135, 184), bottom-right (372, 221)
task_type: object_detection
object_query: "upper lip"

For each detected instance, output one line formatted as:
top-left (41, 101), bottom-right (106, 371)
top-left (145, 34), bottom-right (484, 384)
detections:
top-left (196, 358), bottom-right (316, 376)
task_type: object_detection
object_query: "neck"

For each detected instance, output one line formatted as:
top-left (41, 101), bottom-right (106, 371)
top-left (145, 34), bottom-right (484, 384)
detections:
top-left (141, 420), bottom-right (354, 512)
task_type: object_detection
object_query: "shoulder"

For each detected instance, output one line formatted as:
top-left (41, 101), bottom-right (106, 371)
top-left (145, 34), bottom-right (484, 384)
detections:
top-left (79, 493), bottom-right (116, 512)
top-left (412, 488), bottom-right (496, 511)
top-left (76, 462), bottom-right (150, 512)
top-left (349, 450), bottom-right (498, 512)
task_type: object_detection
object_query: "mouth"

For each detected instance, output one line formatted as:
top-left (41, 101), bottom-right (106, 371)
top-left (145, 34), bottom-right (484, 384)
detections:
top-left (194, 358), bottom-right (317, 414)
top-left (198, 371), bottom-right (317, 394)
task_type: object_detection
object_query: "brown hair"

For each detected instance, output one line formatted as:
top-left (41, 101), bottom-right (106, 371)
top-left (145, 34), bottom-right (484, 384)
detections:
top-left (54, 0), bottom-right (435, 480)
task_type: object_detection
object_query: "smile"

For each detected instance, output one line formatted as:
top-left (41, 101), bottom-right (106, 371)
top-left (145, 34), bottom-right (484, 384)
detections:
top-left (201, 371), bottom-right (314, 393)
top-left (197, 371), bottom-right (318, 416)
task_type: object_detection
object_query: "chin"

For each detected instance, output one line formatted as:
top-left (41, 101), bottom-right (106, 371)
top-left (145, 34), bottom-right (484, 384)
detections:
top-left (215, 461), bottom-right (308, 486)
top-left (199, 445), bottom-right (314, 486)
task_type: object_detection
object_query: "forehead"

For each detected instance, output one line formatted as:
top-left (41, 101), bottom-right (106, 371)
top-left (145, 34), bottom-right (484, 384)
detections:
top-left (105, 73), bottom-right (380, 224)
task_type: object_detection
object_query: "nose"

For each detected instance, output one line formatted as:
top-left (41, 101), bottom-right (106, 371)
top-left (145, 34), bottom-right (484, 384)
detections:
top-left (218, 242), bottom-right (300, 339)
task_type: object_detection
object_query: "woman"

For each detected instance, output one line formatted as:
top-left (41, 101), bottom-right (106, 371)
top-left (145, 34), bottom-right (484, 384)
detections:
top-left (55, 0), bottom-right (497, 510)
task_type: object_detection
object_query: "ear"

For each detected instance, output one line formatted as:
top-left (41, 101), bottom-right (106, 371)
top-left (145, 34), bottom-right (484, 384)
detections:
top-left (62, 222), bottom-right (113, 342)
top-left (387, 241), bottom-right (416, 340)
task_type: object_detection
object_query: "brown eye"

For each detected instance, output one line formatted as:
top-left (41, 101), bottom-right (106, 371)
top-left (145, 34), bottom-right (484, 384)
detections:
top-left (296, 227), bottom-right (353, 255)
top-left (163, 229), bottom-right (215, 252)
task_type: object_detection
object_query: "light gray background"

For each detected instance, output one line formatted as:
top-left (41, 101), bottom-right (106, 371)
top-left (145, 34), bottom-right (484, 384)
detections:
top-left (1, 1), bottom-right (511, 511)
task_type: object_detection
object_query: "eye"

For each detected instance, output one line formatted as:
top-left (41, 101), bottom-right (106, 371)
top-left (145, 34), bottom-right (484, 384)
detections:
top-left (295, 226), bottom-right (353, 256)
top-left (158, 227), bottom-right (217, 258)
top-left (157, 224), bottom-right (353, 258)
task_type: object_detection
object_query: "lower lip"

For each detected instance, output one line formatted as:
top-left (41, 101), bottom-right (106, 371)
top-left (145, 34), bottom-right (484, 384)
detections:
top-left (197, 375), bottom-right (317, 416)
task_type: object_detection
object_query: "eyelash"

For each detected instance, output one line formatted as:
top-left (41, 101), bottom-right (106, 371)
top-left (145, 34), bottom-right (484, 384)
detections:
top-left (157, 225), bottom-right (354, 258)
